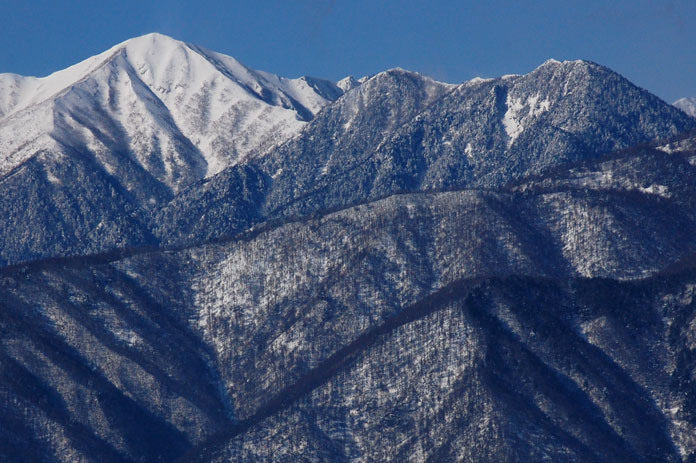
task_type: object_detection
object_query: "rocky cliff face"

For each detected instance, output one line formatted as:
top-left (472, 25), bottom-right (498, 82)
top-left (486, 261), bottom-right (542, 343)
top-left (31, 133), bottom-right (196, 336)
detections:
top-left (2, 35), bottom-right (696, 463)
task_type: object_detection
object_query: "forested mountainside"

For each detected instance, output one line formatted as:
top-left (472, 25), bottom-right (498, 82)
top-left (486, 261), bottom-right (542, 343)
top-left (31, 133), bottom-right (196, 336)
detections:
top-left (2, 34), bottom-right (696, 463)
top-left (159, 60), bottom-right (695, 245)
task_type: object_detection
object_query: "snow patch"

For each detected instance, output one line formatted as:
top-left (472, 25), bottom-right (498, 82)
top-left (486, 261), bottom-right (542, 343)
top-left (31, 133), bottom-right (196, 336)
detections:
top-left (502, 94), bottom-right (551, 146)
top-left (658, 145), bottom-right (675, 154)
top-left (45, 170), bottom-right (61, 185)
top-left (638, 184), bottom-right (671, 198)
top-left (465, 143), bottom-right (473, 159)
top-left (285, 338), bottom-right (300, 351)
top-left (503, 96), bottom-right (524, 144)
top-left (528, 95), bottom-right (551, 117)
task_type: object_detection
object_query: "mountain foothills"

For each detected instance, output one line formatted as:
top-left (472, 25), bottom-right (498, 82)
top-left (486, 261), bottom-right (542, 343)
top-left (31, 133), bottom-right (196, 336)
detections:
top-left (1, 33), bottom-right (696, 463)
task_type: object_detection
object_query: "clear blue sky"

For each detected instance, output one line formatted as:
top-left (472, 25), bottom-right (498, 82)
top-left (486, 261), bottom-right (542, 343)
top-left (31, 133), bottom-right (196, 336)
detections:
top-left (1, 0), bottom-right (694, 102)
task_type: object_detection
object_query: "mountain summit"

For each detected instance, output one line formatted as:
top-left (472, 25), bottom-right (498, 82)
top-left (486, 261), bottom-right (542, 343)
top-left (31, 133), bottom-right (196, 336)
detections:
top-left (674, 96), bottom-right (696, 118)
top-left (0, 32), bottom-right (346, 186)
top-left (0, 33), bottom-right (354, 265)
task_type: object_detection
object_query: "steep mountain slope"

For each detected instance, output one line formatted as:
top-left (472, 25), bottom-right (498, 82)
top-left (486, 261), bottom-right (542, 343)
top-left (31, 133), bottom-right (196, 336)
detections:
top-left (675, 97), bottom-right (696, 118)
top-left (192, 272), bottom-right (696, 463)
top-left (0, 253), bottom-right (233, 463)
top-left (0, 33), bottom-right (348, 266)
top-left (4, 138), bottom-right (696, 462)
top-left (160, 137), bottom-right (696, 463)
top-left (160, 60), bottom-right (696, 245)
top-left (0, 149), bottom-right (157, 265)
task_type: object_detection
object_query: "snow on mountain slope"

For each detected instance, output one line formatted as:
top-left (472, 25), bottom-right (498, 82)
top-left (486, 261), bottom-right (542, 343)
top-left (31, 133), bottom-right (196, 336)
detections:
top-left (0, 33), bottom-right (345, 187)
top-left (0, 46), bottom-right (116, 120)
top-left (674, 97), bottom-right (696, 118)
top-left (156, 60), bottom-right (696, 248)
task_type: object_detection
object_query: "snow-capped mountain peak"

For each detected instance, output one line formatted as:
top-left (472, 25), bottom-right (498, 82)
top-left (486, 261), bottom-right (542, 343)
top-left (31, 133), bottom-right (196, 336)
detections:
top-left (674, 97), bottom-right (696, 118)
top-left (0, 33), bottom-right (347, 191)
top-left (336, 76), bottom-right (361, 93)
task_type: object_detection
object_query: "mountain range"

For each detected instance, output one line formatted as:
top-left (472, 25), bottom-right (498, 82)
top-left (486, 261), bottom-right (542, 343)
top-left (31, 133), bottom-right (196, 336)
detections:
top-left (2, 33), bottom-right (696, 463)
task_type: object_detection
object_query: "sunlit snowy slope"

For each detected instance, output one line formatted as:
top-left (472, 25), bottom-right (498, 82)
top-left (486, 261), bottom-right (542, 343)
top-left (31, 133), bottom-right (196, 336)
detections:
top-left (0, 32), bottom-right (345, 186)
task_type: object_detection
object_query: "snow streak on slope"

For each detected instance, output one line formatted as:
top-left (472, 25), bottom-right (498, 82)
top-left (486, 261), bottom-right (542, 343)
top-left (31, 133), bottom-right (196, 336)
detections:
top-left (0, 33), bottom-right (346, 186)
top-left (503, 93), bottom-right (551, 145)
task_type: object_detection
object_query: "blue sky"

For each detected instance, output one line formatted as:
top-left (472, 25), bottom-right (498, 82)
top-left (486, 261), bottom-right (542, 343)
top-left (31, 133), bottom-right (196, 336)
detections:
top-left (1, 0), bottom-right (694, 102)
